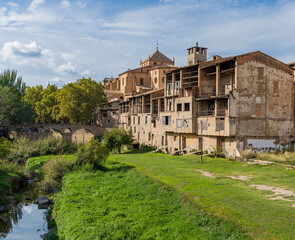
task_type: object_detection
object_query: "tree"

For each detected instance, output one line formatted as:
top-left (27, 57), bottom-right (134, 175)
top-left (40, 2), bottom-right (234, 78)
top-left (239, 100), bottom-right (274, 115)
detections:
top-left (0, 69), bottom-right (25, 98)
top-left (103, 127), bottom-right (133, 153)
top-left (0, 137), bottom-right (11, 159)
top-left (58, 77), bottom-right (107, 124)
top-left (76, 138), bottom-right (109, 169)
top-left (0, 87), bottom-right (18, 127)
top-left (23, 85), bottom-right (61, 123)
top-left (0, 70), bottom-right (34, 125)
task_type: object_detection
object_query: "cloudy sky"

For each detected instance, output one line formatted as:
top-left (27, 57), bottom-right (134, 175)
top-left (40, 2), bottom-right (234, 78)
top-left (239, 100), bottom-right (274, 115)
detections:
top-left (0, 0), bottom-right (294, 87)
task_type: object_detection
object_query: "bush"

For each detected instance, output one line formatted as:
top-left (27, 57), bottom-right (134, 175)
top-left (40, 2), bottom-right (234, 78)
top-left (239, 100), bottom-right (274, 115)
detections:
top-left (8, 138), bottom-right (78, 163)
top-left (42, 156), bottom-right (75, 190)
top-left (241, 149), bottom-right (257, 160)
top-left (103, 127), bottom-right (133, 153)
top-left (76, 138), bottom-right (109, 169)
top-left (0, 137), bottom-right (11, 159)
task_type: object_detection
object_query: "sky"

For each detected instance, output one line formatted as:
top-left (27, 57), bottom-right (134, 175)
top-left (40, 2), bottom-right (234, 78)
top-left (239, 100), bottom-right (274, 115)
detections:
top-left (0, 0), bottom-right (294, 87)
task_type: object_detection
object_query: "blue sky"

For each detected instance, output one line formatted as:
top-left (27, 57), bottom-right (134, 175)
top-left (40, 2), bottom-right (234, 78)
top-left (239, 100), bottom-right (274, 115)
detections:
top-left (0, 0), bottom-right (294, 87)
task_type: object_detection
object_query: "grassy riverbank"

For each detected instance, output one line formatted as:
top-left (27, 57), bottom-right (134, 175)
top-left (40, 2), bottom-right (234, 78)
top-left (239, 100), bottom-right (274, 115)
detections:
top-left (109, 153), bottom-right (295, 239)
top-left (53, 161), bottom-right (248, 240)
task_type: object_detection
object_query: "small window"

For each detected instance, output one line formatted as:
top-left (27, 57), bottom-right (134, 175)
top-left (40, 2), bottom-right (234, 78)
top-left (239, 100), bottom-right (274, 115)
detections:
top-left (174, 136), bottom-right (177, 141)
top-left (140, 78), bottom-right (144, 85)
top-left (177, 103), bottom-right (182, 111)
top-left (134, 126), bottom-right (136, 133)
top-left (154, 77), bottom-right (157, 84)
top-left (176, 119), bottom-right (182, 128)
top-left (133, 117), bottom-right (135, 124)
top-left (162, 116), bottom-right (171, 126)
top-left (138, 116), bottom-right (140, 124)
top-left (162, 77), bottom-right (165, 83)
top-left (154, 62), bottom-right (157, 65)
top-left (145, 116), bottom-right (148, 124)
top-left (148, 132), bottom-right (151, 141)
top-left (184, 103), bottom-right (190, 111)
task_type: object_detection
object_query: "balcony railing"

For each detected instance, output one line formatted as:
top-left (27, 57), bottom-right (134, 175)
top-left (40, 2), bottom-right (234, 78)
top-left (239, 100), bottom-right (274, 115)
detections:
top-left (198, 109), bottom-right (228, 117)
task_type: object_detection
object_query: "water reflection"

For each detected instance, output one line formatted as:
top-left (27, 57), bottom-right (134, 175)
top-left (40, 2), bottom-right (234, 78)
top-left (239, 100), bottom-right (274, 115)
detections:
top-left (0, 184), bottom-right (49, 240)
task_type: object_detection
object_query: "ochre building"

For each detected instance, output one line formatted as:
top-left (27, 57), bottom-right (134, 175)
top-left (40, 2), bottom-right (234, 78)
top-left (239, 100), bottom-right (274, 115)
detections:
top-left (104, 44), bottom-right (295, 158)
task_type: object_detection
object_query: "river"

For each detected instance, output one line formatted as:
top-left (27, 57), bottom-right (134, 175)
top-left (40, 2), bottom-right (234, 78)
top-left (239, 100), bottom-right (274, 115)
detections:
top-left (0, 183), bottom-right (50, 240)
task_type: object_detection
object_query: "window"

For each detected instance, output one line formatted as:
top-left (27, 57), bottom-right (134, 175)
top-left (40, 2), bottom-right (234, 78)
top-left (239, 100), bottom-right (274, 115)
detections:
top-left (273, 81), bottom-right (279, 95)
top-left (162, 77), bottom-right (165, 83)
top-left (174, 136), bottom-right (177, 141)
top-left (201, 120), bottom-right (207, 130)
top-left (152, 118), bottom-right (157, 128)
top-left (184, 119), bottom-right (189, 128)
top-left (140, 78), bottom-right (144, 85)
top-left (162, 116), bottom-right (171, 126)
top-left (154, 62), bottom-right (157, 65)
top-left (154, 77), bottom-right (157, 84)
top-left (216, 119), bottom-right (225, 131)
top-left (134, 126), bottom-right (136, 133)
top-left (184, 103), bottom-right (190, 111)
top-left (176, 119), bottom-right (182, 128)
top-left (138, 116), bottom-right (140, 124)
top-left (145, 116), bottom-right (148, 124)
top-left (177, 103), bottom-right (182, 111)
top-left (167, 99), bottom-right (172, 111)
top-left (148, 132), bottom-right (151, 141)
top-left (133, 117), bottom-right (135, 124)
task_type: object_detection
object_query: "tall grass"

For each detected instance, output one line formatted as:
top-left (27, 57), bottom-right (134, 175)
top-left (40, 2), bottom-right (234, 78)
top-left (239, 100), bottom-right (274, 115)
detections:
top-left (256, 152), bottom-right (295, 165)
top-left (8, 138), bottom-right (78, 163)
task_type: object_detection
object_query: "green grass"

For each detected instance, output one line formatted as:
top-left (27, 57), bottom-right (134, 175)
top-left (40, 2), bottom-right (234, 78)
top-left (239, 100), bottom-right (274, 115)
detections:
top-left (109, 153), bottom-right (295, 240)
top-left (53, 162), bottom-right (248, 240)
top-left (26, 154), bottom-right (76, 171)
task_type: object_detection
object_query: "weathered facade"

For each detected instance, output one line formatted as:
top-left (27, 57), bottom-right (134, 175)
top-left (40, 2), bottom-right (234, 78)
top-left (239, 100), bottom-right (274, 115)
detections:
top-left (115, 44), bottom-right (295, 157)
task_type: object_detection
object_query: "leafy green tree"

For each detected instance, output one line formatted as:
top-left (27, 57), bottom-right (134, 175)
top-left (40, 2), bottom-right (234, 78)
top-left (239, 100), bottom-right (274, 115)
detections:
top-left (0, 137), bottom-right (11, 159)
top-left (0, 70), bottom-right (34, 125)
top-left (103, 127), bottom-right (133, 153)
top-left (24, 85), bottom-right (61, 123)
top-left (0, 69), bottom-right (25, 98)
top-left (76, 138), bottom-right (109, 169)
top-left (0, 87), bottom-right (18, 127)
top-left (58, 77), bottom-right (107, 124)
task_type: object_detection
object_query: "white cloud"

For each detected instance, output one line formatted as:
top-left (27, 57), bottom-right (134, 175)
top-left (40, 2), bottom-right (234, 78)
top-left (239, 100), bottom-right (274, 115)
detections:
top-left (81, 70), bottom-right (90, 76)
top-left (28, 0), bottom-right (46, 12)
top-left (7, 2), bottom-right (19, 8)
top-left (59, 0), bottom-right (70, 9)
top-left (61, 53), bottom-right (74, 61)
top-left (76, 2), bottom-right (86, 8)
top-left (54, 62), bottom-right (77, 75)
top-left (0, 7), bottom-right (7, 15)
top-left (1, 41), bottom-right (43, 60)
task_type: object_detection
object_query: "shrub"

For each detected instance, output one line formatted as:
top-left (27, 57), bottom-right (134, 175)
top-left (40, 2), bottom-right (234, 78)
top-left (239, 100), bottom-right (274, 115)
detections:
top-left (103, 127), bottom-right (133, 153)
top-left (42, 156), bottom-right (75, 190)
top-left (241, 149), bottom-right (257, 160)
top-left (0, 137), bottom-right (11, 160)
top-left (8, 138), bottom-right (78, 163)
top-left (76, 138), bottom-right (109, 169)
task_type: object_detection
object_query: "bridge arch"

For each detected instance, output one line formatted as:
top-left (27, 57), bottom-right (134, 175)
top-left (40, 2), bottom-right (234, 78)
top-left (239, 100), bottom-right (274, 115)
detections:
top-left (72, 129), bottom-right (94, 143)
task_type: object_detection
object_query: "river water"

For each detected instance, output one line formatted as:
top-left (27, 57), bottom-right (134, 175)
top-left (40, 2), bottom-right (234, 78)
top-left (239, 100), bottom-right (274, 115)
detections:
top-left (0, 183), bottom-right (50, 240)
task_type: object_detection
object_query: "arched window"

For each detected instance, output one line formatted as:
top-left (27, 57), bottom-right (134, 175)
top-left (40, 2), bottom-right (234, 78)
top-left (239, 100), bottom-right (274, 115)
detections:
top-left (154, 77), bottom-right (157, 84)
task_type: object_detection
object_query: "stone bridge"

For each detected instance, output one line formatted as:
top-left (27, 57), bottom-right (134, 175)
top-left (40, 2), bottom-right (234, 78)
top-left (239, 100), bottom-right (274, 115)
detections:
top-left (0, 124), bottom-right (110, 143)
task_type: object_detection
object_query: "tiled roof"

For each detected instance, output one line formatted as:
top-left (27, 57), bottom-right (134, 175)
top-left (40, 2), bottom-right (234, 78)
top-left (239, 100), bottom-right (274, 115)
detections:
top-left (142, 50), bottom-right (173, 63)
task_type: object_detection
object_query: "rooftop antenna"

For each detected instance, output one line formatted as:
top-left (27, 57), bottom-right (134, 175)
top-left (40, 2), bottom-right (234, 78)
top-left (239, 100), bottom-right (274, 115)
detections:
top-left (196, 41), bottom-right (199, 47)
top-left (156, 40), bottom-right (159, 50)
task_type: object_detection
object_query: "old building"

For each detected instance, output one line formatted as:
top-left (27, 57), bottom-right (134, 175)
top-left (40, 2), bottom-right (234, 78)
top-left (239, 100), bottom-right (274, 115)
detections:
top-left (118, 44), bottom-right (295, 157)
top-left (102, 48), bottom-right (177, 128)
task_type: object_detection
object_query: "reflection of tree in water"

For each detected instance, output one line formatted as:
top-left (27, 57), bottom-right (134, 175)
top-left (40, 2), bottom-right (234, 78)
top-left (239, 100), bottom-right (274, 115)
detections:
top-left (0, 203), bottom-right (24, 238)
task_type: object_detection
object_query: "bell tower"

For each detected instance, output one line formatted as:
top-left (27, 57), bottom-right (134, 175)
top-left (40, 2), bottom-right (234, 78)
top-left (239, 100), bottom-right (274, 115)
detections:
top-left (187, 42), bottom-right (207, 66)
